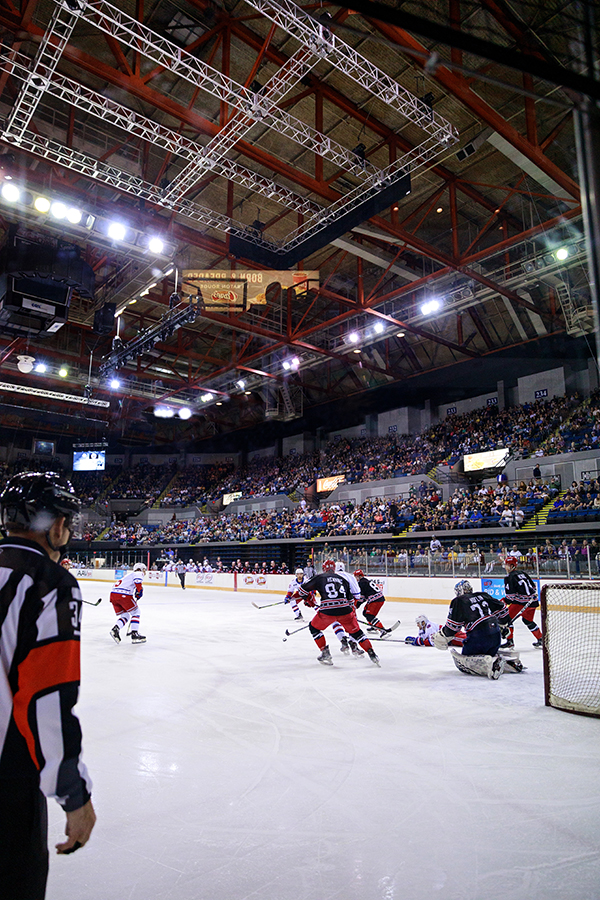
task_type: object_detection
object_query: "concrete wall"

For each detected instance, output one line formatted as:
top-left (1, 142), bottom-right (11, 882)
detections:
top-left (248, 446), bottom-right (277, 462)
top-left (437, 391), bottom-right (499, 422)
top-left (282, 433), bottom-right (313, 456)
top-left (185, 453), bottom-right (240, 466)
top-left (517, 367), bottom-right (565, 404)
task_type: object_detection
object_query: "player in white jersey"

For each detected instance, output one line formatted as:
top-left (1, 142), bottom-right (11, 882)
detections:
top-left (405, 614), bottom-right (466, 647)
top-left (109, 562), bottom-right (147, 643)
top-left (284, 569), bottom-right (307, 620)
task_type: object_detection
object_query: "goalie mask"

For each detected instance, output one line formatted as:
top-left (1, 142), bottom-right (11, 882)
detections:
top-left (454, 579), bottom-right (473, 596)
top-left (415, 615), bottom-right (429, 628)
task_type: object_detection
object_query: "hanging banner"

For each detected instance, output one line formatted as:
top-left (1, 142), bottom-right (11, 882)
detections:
top-left (183, 269), bottom-right (319, 307)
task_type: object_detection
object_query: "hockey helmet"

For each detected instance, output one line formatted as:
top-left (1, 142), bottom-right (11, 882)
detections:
top-left (0, 471), bottom-right (81, 535)
top-left (295, 568), bottom-right (304, 578)
top-left (415, 614), bottom-right (429, 628)
top-left (335, 561), bottom-right (345, 573)
top-left (133, 562), bottom-right (147, 574)
top-left (354, 569), bottom-right (365, 579)
top-left (454, 579), bottom-right (473, 596)
top-left (322, 559), bottom-right (336, 573)
top-left (504, 555), bottom-right (519, 569)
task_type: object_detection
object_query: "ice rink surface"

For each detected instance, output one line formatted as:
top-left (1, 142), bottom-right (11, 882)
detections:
top-left (46, 582), bottom-right (600, 900)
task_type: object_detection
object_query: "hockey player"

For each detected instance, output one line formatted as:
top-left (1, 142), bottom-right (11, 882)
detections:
top-left (433, 580), bottom-right (513, 678)
top-left (502, 555), bottom-right (543, 648)
top-left (297, 559), bottom-right (380, 667)
top-left (0, 472), bottom-right (96, 898)
top-left (284, 568), bottom-right (307, 620)
top-left (405, 614), bottom-right (441, 646)
top-left (353, 569), bottom-right (391, 635)
top-left (109, 562), bottom-right (147, 644)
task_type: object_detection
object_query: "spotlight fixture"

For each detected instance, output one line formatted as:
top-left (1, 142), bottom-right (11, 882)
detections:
top-left (110, 378), bottom-right (120, 389)
top-left (290, 357), bottom-right (300, 370)
top-left (236, 379), bottom-right (246, 390)
top-left (421, 299), bottom-right (441, 315)
top-left (1, 182), bottom-right (20, 202)
top-left (50, 201), bottom-right (67, 219)
top-left (201, 392), bottom-right (214, 402)
top-left (244, 390), bottom-right (251, 395)
top-left (148, 237), bottom-right (165, 254)
top-left (108, 221), bottom-right (127, 241)
top-left (66, 207), bottom-right (82, 225)
top-left (58, 367), bottom-right (68, 377)
top-left (555, 247), bottom-right (569, 261)
top-left (282, 360), bottom-right (291, 371)
top-left (178, 407), bottom-right (192, 420)
top-left (348, 332), bottom-right (359, 344)
top-left (34, 196), bottom-right (51, 213)
top-left (154, 406), bottom-right (174, 418)
top-left (353, 348), bottom-right (361, 354)
top-left (17, 355), bottom-right (35, 373)
top-left (397, 331), bottom-right (405, 338)
top-left (34, 361), bottom-right (47, 373)
top-left (215, 401), bottom-right (223, 406)
top-left (373, 322), bottom-right (385, 335)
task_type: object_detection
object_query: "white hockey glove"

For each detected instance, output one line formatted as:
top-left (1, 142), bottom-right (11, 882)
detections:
top-left (433, 630), bottom-right (451, 651)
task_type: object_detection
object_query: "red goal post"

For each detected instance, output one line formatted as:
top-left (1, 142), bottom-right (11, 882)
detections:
top-left (540, 583), bottom-right (600, 718)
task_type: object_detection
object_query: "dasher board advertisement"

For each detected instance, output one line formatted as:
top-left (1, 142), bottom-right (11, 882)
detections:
top-left (464, 448), bottom-right (509, 472)
top-left (183, 269), bottom-right (319, 307)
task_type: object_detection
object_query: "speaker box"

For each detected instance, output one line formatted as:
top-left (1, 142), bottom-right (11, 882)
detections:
top-left (93, 302), bottom-right (116, 335)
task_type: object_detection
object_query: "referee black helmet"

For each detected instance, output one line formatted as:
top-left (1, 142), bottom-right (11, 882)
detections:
top-left (0, 471), bottom-right (81, 533)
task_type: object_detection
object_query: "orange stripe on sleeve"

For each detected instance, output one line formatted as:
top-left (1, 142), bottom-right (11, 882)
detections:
top-left (13, 640), bottom-right (81, 769)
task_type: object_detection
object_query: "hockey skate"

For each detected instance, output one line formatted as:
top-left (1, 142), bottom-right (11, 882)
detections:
top-left (350, 642), bottom-right (365, 657)
top-left (489, 656), bottom-right (505, 680)
top-left (294, 613), bottom-right (304, 621)
top-left (500, 638), bottom-right (514, 649)
top-left (130, 631), bottom-right (147, 644)
top-left (317, 646), bottom-right (333, 666)
top-left (340, 636), bottom-right (350, 654)
top-left (532, 638), bottom-right (543, 648)
top-left (367, 648), bottom-right (381, 667)
top-left (110, 625), bottom-right (121, 644)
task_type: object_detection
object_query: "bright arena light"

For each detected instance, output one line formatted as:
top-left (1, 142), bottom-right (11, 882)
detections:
top-left (34, 362), bottom-right (47, 373)
top-left (66, 207), bottom-right (82, 225)
top-left (201, 392), bottom-right (213, 402)
top-left (282, 360), bottom-right (291, 371)
top-left (108, 222), bottom-right (127, 241)
top-left (34, 196), bottom-right (51, 213)
top-left (58, 367), bottom-right (68, 377)
top-left (50, 201), bottom-right (67, 220)
top-left (1, 182), bottom-right (21, 203)
top-left (236, 379), bottom-right (246, 390)
top-left (178, 407), bottom-right (192, 420)
top-left (110, 378), bottom-right (120, 389)
top-left (374, 322), bottom-right (385, 334)
top-left (290, 357), bottom-right (300, 370)
top-left (154, 406), bottom-right (174, 418)
top-left (348, 332), bottom-right (359, 343)
top-left (148, 237), bottom-right (165, 254)
top-left (421, 299), bottom-right (441, 315)
top-left (555, 247), bottom-right (569, 261)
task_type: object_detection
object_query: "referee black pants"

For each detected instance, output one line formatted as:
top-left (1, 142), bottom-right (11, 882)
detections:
top-left (0, 778), bottom-right (49, 899)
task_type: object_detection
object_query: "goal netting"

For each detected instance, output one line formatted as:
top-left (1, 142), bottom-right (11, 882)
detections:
top-left (541, 584), bottom-right (600, 718)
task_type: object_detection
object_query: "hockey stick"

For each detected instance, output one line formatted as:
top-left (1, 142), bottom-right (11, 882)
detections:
top-left (358, 616), bottom-right (401, 630)
top-left (252, 600), bottom-right (286, 609)
top-left (507, 596), bottom-right (538, 624)
top-left (82, 597), bottom-right (102, 606)
top-left (282, 623), bottom-right (311, 642)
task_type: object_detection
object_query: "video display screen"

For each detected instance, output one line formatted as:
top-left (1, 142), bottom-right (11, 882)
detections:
top-left (73, 450), bottom-right (106, 471)
top-left (464, 448), bottom-right (509, 472)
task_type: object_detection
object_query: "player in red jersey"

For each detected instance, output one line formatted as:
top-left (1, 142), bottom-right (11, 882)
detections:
top-left (297, 559), bottom-right (380, 666)
top-left (501, 556), bottom-right (543, 648)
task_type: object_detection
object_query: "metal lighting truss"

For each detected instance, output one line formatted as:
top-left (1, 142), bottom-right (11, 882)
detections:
top-left (161, 43), bottom-right (321, 204)
top-left (3, 0), bottom-right (81, 141)
top-left (98, 294), bottom-right (203, 376)
top-left (79, 0), bottom-right (379, 178)
top-left (4, 49), bottom-right (321, 218)
top-left (244, 0), bottom-right (457, 145)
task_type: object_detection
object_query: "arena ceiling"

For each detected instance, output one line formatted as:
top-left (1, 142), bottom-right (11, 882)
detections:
top-left (0, 0), bottom-right (597, 447)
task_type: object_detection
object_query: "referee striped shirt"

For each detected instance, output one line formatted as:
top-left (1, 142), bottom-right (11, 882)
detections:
top-left (0, 537), bottom-right (92, 811)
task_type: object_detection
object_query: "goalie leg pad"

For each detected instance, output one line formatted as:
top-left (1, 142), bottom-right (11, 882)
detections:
top-left (450, 649), bottom-right (504, 678)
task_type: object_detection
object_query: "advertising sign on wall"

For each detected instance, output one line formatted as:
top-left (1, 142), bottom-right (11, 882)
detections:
top-left (183, 269), bottom-right (319, 307)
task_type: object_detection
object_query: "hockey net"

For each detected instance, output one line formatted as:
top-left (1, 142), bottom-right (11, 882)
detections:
top-left (541, 584), bottom-right (600, 718)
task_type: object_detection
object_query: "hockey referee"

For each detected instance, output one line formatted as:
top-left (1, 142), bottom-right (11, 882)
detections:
top-left (0, 472), bottom-right (96, 900)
